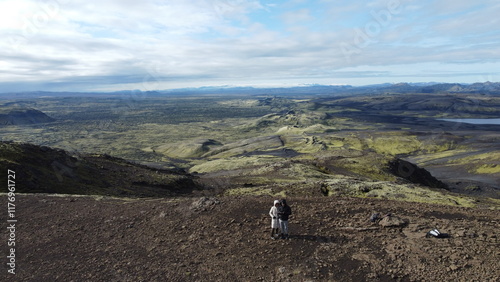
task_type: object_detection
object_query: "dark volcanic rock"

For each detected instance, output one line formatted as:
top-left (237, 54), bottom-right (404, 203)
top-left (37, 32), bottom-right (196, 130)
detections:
top-left (389, 158), bottom-right (448, 189)
top-left (0, 141), bottom-right (199, 196)
top-left (11, 195), bottom-right (500, 281)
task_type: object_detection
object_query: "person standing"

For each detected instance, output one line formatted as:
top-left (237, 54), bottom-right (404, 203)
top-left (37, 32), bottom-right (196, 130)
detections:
top-left (269, 200), bottom-right (280, 240)
top-left (278, 199), bottom-right (292, 239)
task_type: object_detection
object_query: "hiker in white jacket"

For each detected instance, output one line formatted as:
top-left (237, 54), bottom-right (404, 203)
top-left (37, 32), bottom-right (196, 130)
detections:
top-left (269, 200), bottom-right (280, 239)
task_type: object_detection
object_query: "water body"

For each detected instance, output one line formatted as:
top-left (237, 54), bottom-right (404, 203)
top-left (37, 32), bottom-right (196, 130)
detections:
top-left (438, 118), bottom-right (500, 125)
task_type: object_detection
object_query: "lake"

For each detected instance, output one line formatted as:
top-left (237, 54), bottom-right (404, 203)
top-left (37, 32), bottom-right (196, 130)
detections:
top-left (438, 118), bottom-right (500, 125)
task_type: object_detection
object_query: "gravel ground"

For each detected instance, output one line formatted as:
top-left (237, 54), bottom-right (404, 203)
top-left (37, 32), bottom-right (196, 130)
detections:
top-left (4, 194), bottom-right (499, 281)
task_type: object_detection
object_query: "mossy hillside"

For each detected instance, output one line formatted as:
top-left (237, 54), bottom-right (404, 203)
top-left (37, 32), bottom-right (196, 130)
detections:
top-left (342, 134), bottom-right (366, 151)
top-left (279, 135), bottom-right (327, 154)
top-left (413, 150), bottom-right (500, 177)
top-left (201, 135), bottom-right (284, 159)
top-left (340, 162), bottom-right (394, 181)
top-left (224, 186), bottom-right (276, 196)
top-left (319, 117), bottom-right (378, 131)
top-left (349, 179), bottom-right (477, 208)
top-left (267, 162), bottom-right (333, 181)
top-left (192, 157), bottom-right (332, 184)
top-left (276, 124), bottom-right (335, 135)
top-left (454, 151), bottom-right (500, 163)
top-left (363, 182), bottom-right (477, 207)
top-left (190, 155), bottom-right (281, 174)
top-left (193, 147), bottom-right (399, 191)
top-left (222, 181), bottom-right (318, 198)
top-left (313, 150), bottom-right (396, 181)
top-left (365, 134), bottom-right (422, 155)
top-left (156, 139), bottom-right (222, 158)
top-left (238, 110), bottom-right (355, 134)
top-left (449, 151), bottom-right (500, 174)
top-left (317, 132), bottom-right (475, 177)
top-left (323, 137), bottom-right (345, 148)
top-left (334, 131), bottom-right (459, 157)
top-left (1, 97), bottom-right (278, 162)
top-left (224, 176), bottom-right (486, 208)
top-left (409, 149), bottom-right (474, 166)
top-left (217, 99), bottom-right (260, 107)
top-left (239, 113), bottom-right (285, 132)
top-left (475, 164), bottom-right (500, 174)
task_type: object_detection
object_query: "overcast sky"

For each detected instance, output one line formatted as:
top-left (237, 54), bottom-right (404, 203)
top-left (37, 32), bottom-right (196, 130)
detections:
top-left (1, 0), bottom-right (499, 92)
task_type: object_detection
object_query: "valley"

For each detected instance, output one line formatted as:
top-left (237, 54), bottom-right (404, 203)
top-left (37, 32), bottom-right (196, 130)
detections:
top-left (1, 91), bottom-right (499, 202)
top-left (1, 88), bottom-right (500, 281)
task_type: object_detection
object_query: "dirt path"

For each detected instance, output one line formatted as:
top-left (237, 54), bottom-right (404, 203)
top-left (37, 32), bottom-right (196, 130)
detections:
top-left (4, 194), bottom-right (499, 281)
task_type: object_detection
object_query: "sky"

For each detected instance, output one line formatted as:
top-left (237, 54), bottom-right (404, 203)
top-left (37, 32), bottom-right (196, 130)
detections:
top-left (0, 0), bottom-right (499, 92)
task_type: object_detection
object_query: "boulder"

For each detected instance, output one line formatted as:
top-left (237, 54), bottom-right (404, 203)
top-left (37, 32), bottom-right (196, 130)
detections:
top-left (190, 197), bottom-right (221, 212)
top-left (378, 215), bottom-right (408, 227)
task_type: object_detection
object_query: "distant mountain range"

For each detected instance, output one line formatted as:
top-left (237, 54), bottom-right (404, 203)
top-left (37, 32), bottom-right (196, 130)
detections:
top-left (1, 82), bottom-right (500, 98)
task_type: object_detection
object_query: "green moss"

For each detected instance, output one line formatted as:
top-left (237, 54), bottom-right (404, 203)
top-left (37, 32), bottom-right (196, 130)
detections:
top-left (280, 135), bottom-right (327, 154)
top-left (319, 177), bottom-right (481, 208)
top-left (459, 152), bottom-right (500, 162)
top-left (443, 151), bottom-right (500, 175)
top-left (344, 135), bottom-right (365, 151)
top-left (325, 137), bottom-right (344, 148)
top-left (224, 187), bottom-right (287, 197)
top-left (475, 164), bottom-right (500, 174)
top-left (190, 156), bottom-right (281, 174)
top-left (367, 135), bottom-right (422, 155)
top-left (360, 182), bottom-right (477, 207)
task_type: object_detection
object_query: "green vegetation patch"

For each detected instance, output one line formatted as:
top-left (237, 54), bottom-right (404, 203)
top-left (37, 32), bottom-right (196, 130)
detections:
top-left (447, 151), bottom-right (500, 175)
top-left (475, 164), bottom-right (500, 174)
top-left (190, 155), bottom-right (281, 174)
top-left (157, 139), bottom-right (222, 158)
top-left (321, 178), bottom-right (477, 208)
top-left (366, 135), bottom-right (422, 155)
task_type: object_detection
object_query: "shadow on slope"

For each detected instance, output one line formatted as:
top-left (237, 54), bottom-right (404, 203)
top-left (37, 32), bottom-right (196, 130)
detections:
top-left (0, 107), bottom-right (55, 125)
top-left (0, 141), bottom-right (200, 197)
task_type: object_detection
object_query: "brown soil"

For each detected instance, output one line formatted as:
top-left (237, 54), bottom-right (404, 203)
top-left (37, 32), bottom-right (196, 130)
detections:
top-left (5, 194), bottom-right (499, 281)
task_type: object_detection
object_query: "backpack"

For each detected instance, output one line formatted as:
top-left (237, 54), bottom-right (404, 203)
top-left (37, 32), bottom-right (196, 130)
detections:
top-left (426, 228), bottom-right (449, 238)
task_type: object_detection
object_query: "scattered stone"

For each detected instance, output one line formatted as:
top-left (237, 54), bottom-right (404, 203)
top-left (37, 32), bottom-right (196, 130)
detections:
top-left (13, 193), bottom-right (500, 281)
top-left (378, 215), bottom-right (408, 227)
top-left (190, 197), bottom-right (221, 212)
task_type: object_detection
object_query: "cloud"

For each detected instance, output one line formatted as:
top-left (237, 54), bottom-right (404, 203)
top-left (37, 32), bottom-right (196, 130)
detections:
top-left (0, 0), bottom-right (499, 92)
top-left (280, 8), bottom-right (312, 25)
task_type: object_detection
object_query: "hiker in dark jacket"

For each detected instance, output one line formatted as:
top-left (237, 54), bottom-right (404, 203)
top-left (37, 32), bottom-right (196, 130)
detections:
top-left (278, 199), bottom-right (292, 239)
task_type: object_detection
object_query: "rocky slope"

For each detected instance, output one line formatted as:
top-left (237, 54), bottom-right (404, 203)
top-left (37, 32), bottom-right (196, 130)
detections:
top-left (0, 141), bottom-right (198, 197)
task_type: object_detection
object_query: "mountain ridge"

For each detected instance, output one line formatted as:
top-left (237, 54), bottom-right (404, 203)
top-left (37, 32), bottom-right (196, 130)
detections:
top-left (1, 82), bottom-right (500, 98)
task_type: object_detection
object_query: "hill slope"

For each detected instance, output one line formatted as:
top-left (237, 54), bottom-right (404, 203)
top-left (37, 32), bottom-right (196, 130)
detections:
top-left (0, 141), bottom-right (198, 197)
top-left (0, 107), bottom-right (55, 125)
